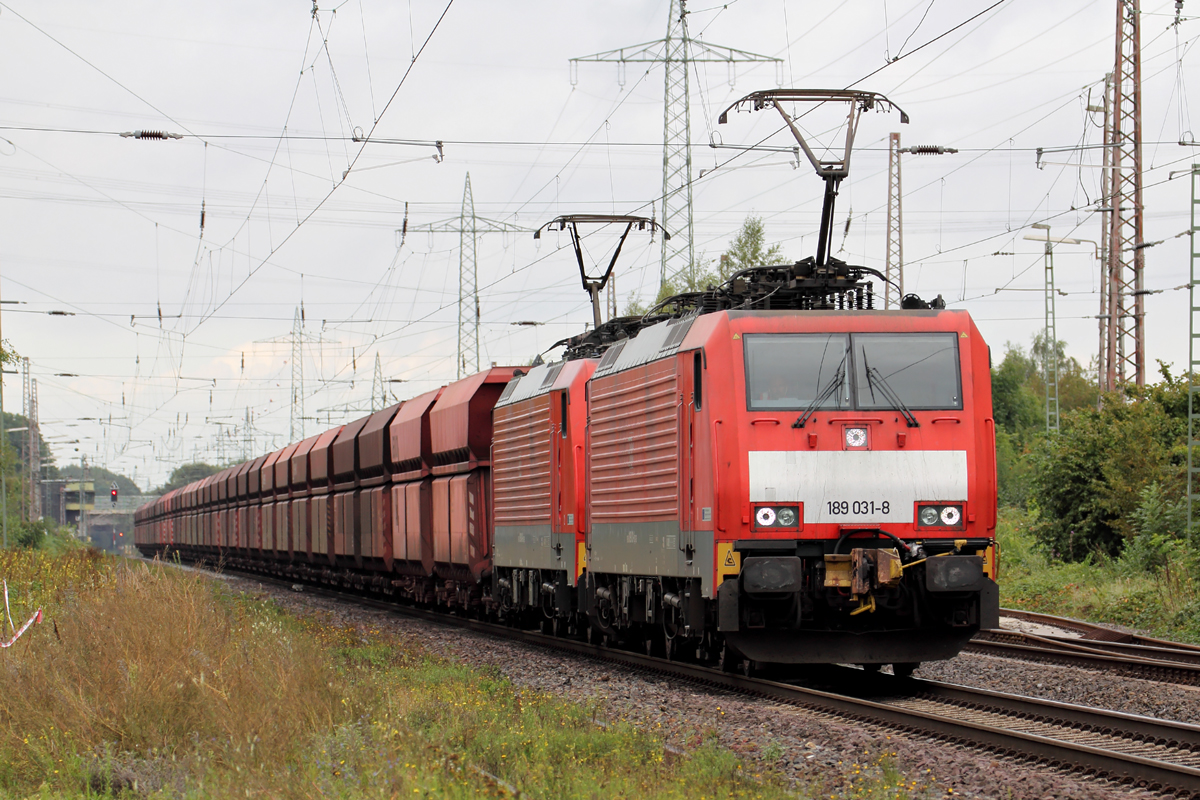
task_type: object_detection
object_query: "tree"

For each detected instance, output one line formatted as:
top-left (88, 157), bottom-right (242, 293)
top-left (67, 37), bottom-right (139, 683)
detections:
top-left (991, 343), bottom-right (1041, 437)
top-left (155, 463), bottom-right (221, 494)
top-left (2, 412), bottom-right (55, 471)
top-left (1030, 332), bottom-right (1099, 414)
top-left (719, 215), bottom-right (785, 281)
top-left (621, 215), bottom-right (786, 316)
top-left (621, 256), bottom-right (715, 317)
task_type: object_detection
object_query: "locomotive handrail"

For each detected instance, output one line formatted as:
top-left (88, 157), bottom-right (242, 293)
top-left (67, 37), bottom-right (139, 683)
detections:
top-left (750, 418), bottom-right (780, 426)
top-left (825, 417), bottom-right (885, 424)
top-left (931, 417), bottom-right (962, 424)
top-left (712, 419), bottom-right (724, 533)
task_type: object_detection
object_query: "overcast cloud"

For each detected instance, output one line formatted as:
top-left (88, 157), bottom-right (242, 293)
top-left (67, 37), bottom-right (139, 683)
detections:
top-left (0, 0), bottom-right (1195, 488)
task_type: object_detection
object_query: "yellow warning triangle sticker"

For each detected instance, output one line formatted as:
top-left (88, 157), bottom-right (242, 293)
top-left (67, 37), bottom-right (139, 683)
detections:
top-left (723, 550), bottom-right (737, 567)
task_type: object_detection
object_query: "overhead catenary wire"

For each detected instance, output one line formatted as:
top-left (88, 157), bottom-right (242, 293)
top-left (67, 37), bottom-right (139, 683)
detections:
top-left (186, 0), bottom-right (457, 336)
top-left (12, 1), bottom-right (1198, 482)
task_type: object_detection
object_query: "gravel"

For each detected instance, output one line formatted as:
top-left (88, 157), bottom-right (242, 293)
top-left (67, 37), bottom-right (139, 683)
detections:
top-left (914, 651), bottom-right (1200, 724)
top-left (197, 570), bottom-right (1172, 800)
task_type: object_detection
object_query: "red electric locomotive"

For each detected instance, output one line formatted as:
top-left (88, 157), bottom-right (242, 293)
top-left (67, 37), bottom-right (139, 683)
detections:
top-left (136, 88), bottom-right (998, 674)
top-left (486, 263), bottom-right (998, 674)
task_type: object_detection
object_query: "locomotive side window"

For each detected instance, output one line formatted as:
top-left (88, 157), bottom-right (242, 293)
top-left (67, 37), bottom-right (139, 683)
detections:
top-left (745, 333), bottom-right (849, 410)
top-left (693, 351), bottom-right (703, 411)
top-left (852, 332), bottom-right (962, 410)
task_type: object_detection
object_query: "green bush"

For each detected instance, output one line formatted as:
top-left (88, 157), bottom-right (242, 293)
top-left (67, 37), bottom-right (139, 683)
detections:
top-left (1120, 482), bottom-right (1189, 573)
top-left (11, 518), bottom-right (54, 549)
top-left (996, 429), bottom-right (1035, 508)
top-left (1028, 391), bottom-right (1185, 561)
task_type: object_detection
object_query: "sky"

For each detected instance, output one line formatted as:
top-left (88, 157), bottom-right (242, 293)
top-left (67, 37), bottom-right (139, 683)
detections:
top-left (0, 0), bottom-right (1196, 490)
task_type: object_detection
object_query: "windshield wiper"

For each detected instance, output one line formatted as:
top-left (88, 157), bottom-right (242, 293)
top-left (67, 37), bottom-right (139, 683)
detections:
top-left (863, 347), bottom-right (919, 428)
top-left (792, 355), bottom-right (847, 429)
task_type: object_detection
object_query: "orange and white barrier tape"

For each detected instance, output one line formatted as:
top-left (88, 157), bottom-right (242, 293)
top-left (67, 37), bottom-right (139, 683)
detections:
top-left (0, 608), bottom-right (42, 648)
top-left (0, 579), bottom-right (42, 648)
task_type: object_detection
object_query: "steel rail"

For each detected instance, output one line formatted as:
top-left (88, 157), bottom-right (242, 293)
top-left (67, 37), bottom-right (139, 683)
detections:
top-left (1000, 607), bottom-right (1200, 652)
top-left (175, 558), bottom-right (1200, 797)
top-left (960, 609), bottom-right (1200, 686)
top-left (993, 632), bottom-right (1200, 666)
top-left (968, 634), bottom-right (1200, 687)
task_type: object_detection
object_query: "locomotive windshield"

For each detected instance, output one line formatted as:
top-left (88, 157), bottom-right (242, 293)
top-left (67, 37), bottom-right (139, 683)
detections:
top-left (744, 332), bottom-right (961, 411)
top-left (745, 333), bottom-right (849, 410)
top-left (853, 333), bottom-right (961, 410)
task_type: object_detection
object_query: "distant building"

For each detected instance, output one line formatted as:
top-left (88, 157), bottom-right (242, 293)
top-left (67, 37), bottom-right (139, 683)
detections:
top-left (84, 495), bottom-right (157, 556)
top-left (61, 480), bottom-right (95, 526)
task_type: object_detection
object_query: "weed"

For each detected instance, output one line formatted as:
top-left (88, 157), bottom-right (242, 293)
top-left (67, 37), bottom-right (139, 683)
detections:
top-left (0, 553), bottom-right (802, 799)
top-left (999, 508), bottom-right (1200, 643)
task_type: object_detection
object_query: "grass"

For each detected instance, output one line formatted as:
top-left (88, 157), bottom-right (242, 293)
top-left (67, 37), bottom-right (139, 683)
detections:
top-left (0, 549), bottom-right (955, 799)
top-left (998, 507), bottom-right (1200, 644)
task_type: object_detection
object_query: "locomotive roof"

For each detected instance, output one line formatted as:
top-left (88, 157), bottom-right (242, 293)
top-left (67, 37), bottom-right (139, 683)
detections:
top-left (495, 359), bottom-right (595, 408)
top-left (591, 315), bottom-right (696, 380)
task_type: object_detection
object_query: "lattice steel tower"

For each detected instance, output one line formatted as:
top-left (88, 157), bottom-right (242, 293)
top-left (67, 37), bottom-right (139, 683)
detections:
top-left (571, 0), bottom-right (780, 290)
top-left (885, 133), bottom-right (904, 309)
top-left (371, 353), bottom-right (385, 412)
top-left (459, 174), bottom-right (479, 377)
top-left (23, 362), bottom-right (39, 521)
top-left (406, 173), bottom-right (529, 379)
top-left (1102, 0), bottom-right (1146, 388)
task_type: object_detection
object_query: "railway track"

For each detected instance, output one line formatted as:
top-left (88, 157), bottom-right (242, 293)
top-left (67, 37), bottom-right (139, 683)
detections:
top-left (184, 559), bottom-right (1200, 797)
top-left (968, 609), bottom-right (1200, 686)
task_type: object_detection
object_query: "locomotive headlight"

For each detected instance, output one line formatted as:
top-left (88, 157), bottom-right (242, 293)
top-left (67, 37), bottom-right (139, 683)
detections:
top-left (845, 427), bottom-right (868, 448)
top-left (940, 506), bottom-right (961, 526)
top-left (751, 503), bottom-right (801, 529)
top-left (755, 507), bottom-right (777, 526)
top-left (919, 506), bottom-right (940, 526)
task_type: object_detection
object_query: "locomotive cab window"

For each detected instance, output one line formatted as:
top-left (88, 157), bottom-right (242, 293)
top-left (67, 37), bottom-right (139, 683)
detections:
top-left (743, 332), bottom-right (962, 411)
top-left (852, 332), bottom-right (961, 410)
top-left (745, 333), bottom-right (849, 410)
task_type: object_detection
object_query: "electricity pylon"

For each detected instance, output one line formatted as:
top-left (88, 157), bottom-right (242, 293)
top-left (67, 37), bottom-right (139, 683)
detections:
top-left (571, 0), bottom-right (780, 291)
top-left (23, 364), bottom-right (38, 521)
top-left (1102, 0), bottom-right (1146, 388)
top-left (460, 175), bottom-right (479, 377)
top-left (885, 133), bottom-right (904, 309)
top-left (405, 173), bottom-right (530, 378)
top-left (371, 354), bottom-right (385, 412)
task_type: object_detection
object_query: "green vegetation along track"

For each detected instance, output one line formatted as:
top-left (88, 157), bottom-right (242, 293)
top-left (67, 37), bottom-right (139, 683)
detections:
top-left (174, 558), bottom-right (1200, 798)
